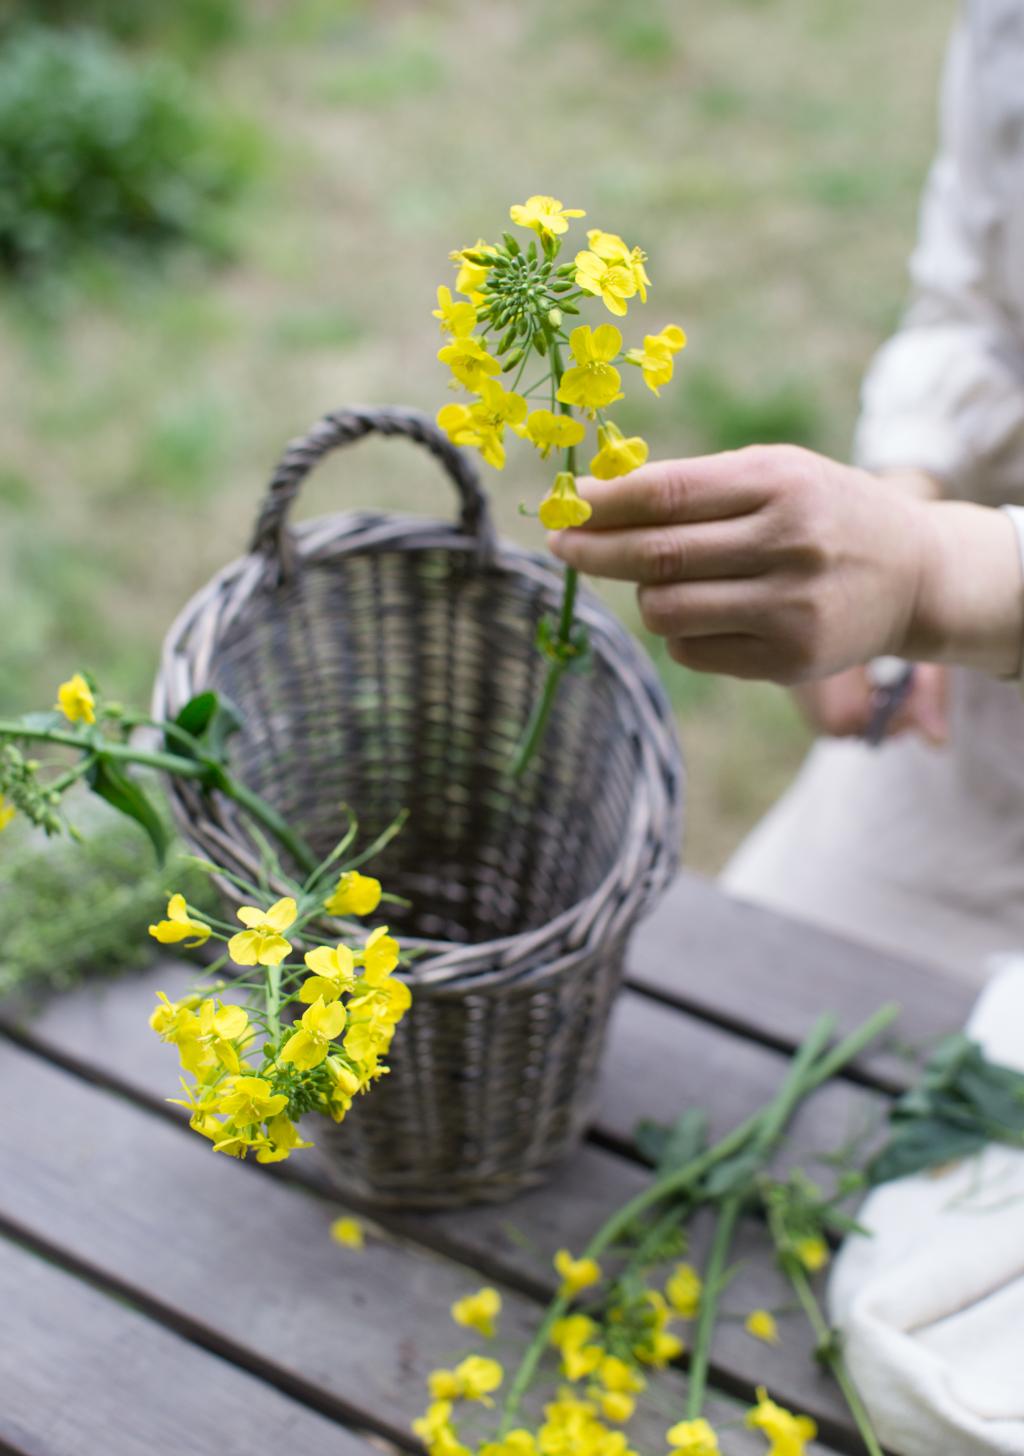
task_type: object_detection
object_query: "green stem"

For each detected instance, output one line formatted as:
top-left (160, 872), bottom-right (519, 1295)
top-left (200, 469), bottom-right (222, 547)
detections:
top-left (766, 1203), bottom-right (885, 1456)
top-left (499, 1011), bottom-right (885, 1434)
top-left (686, 1195), bottom-right (742, 1418)
top-left (0, 719), bottom-right (319, 874)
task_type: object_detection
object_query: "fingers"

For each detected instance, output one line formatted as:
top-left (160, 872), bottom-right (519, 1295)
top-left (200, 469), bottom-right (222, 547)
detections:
top-left (665, 634), bottom-right (779, 680)
top-left (566, 451), bottom-right (772, 531)
top-left (548, 515), bottom-right (768, 585)
top-left (637, 580), bottom-right (766, 639)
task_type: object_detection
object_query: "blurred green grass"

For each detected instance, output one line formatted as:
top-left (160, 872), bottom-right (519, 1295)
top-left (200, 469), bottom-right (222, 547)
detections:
top-left (0, 0), bottom-right (954, 872)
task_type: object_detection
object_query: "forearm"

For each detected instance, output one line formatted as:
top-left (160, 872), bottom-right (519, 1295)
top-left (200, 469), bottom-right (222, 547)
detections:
top-left (903, 500), bottom-right (1023, 677)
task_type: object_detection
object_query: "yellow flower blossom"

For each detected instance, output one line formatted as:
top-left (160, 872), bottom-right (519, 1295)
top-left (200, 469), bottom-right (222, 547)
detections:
top-left (149, 989), bottom-right (201, 1041)
top-left (633, 1291), bottom-right (685, 1368)
top-left (745, 1387), bottom-right (817, 1456)
top-left (330, 1215), bottom-right (365, 1249)
top-left (509, 195), bottom-right (585, 238)
top-left (450, 238), bottom-right (496, 298)
top-left (429, 1355), bottom-right (504, 1405)
top-left (538, 472), bottom-right (592, 531)
top-left (437, 380), bottom-right (528, 469)
top-left (0, 795), bottom-right (15, 831)
top-left (598, 1391), bottom-right (635, 1423)
top-left (433, 284), bottom-right (477, 337)
top-left (585, 232), bottom-right (653, 301)
top-left (597, 1355), bottom-right (645, 1395)
top-left (666, 1263), bottom-right (702, 1319)
top-left (186, 998), bottom-right (250, 1078)
top-left (55, 672), bottom-right (95, 725)
top-left (301, 942), bottom-right (357, 1003)
top-left (280, 996), bottom-right (347, 1071)
top-left (215, 1074), bottom-right (287, 1126)
top-left (574, 249), bottom-right (637, 317)
top-left (257, 1112), bottom-right (312, 1163)
top-left (323, 1055), bottom-right (362, 1121)
top-left (666, 1417), bottom-right (721, 1454)
top-left (556, 324), bottom-right (624, 413)
top-left (323, 870), bottom-right (383, 918)
top-left (794, 1235), bottom-right (829, 1272)
top-left (148, 893), bottom-right (212, 947)
top-left (359, 924), bottom-right (401, 984)
top-left (745, 1309), bottom-right (780, 1345)
top-left (438, 335), bottom-right (502, 392)
top-left (589, 422), bottom-right (649, 480)
top-left (451, 1286), bottom-right (502, 1339)
top-left (551, 1313), bottom-right (599, 1351)
top-left (626, 325), bottom-right (687, 396)
top-left (521, 408), bottom-right (586, 458)
top-left (554, 1249), bottom-right (602, 1298)
top-left (479, 1434), bottom-right (537, 1456)
top-left (227, 896), bottom-right (296, 968)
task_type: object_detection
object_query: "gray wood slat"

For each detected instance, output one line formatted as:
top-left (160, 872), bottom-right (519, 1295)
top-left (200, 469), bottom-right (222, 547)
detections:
top-left (629, 871), bottom-right (974, 1088)
top-left (0, 1043), bottom-right (838, 1456)
top-left (0, 1234), bottom-right (377, 1456)
top-left (2, 964), bottom-right (876, 1449)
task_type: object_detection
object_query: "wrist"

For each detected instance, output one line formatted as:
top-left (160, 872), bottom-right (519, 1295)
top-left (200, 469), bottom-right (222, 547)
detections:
top-left (876, 467), bottom-right (944, 502)
top-left (901, 501), bottom-right (1023, 676)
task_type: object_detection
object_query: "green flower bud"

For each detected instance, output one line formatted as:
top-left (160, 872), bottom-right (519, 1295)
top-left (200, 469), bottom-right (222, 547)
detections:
top-left (501, 348), bottom-right (525, 373)
top-left (502, 231), bottom-right (521, 256)
top-left (547, 308), bottom-right (563, 328)
top-left (559, 300), bottom-right (580, 315)
top-left (533, 331), bottom-right (548, 357)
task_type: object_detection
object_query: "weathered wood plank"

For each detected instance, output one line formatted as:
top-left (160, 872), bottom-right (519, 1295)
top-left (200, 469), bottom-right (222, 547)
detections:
top-left (2, 966), bottom-right (877, 1449)
top-left (0, 1044), bottom-right (835, 1456)
top-left (629, 871), bottom-right (973, 1088)
top-left (0, 1233), bottom-right (377, 1456)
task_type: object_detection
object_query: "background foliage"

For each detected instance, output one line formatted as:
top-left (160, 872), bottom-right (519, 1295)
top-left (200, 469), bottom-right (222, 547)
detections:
top-left (0, 0), bottom-right (953, 871)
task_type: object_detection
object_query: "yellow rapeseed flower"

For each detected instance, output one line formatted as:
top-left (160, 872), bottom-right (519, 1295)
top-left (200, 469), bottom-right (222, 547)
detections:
top-left (794, 1235), bottom-right (830, 1272)
top-left (280, 996), bottom-right (347, 1071)
top-left (538, 471), bottom-right (592, 531)
top-left (433, 284), bottom-right (477, 337)
top-left (359, 925), bottom-right (401, 984)
top-left (429, 1355), bottom-right (504, 1404)
top-left (666, 1417), bottom-right (721, 1454)
top-left (554, 1249), bottom-right (602, 1298)
top-left (450, 238), bottom-right (496, 298)
top-left (215, 1074), bottom-right (287, 1126)
top-left (556, 324), bottom-right (624, 413)
top-left (55, 672), bottom-right (95, 725)
top-left (330, 1215), bottom-right (365, 1249)
top-left (521, 408), bottom-right (586, 458)
top-left (301, 942), bottom-right (357, 1004)
top-left (227, 896), bottom-right (296, 967)
top-left (451, 1286), bottom-right (502, 1338)
top-left (0, 795), bottom-right (15, 831)
top-left (323, 870), bottom-right (383, 918)
top-left (666, 1263), bottom-right (702, 1319)
top-left (509, 195), bottom-right (585, 238)
top-left (589, 421), bottom-right (649, 480)
top-left (745, 1387), bottom-right (817, 1455)
top-left (479, 1433), bottom-right (537, 1456)
top-left (598, 1391), bottom-right (635, 1424)
top-left (574, 248), bottom-right (637, 317)
top-left (148, 893), bottom-right (212, 947)
top-left (438, 336), bottom-right (502, 392)
top-left (745, 1309), bottom-right (780, 1345)
top-left (626, 324), bottom-right (687, 396)
top-left (257, 1112), bottom-right (312, 1163)
top-left (437, 380), bottom-right (528, 470)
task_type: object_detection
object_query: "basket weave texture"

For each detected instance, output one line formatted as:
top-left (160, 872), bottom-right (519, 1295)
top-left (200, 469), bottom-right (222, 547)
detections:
top-left (153, 406), bottom-right (684, 1206)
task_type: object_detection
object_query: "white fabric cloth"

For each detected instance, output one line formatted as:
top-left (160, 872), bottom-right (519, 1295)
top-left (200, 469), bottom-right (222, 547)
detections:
top-left (723, 1), bottom-right (1024, 982)
top-left (828, 961), bottom-right (1024, 1455)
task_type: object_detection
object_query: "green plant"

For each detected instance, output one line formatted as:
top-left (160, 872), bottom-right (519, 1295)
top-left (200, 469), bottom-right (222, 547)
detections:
top-left (0, 27), bottom-right (258, 278)
top-left (2, 0), bottom-right (245, 57)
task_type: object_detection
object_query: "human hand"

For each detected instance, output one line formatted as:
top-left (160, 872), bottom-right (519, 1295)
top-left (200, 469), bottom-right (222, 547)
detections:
top-left (793, 663), bottom-right (949, 745)
top-left (547, 445), bottom-right (1022, 682)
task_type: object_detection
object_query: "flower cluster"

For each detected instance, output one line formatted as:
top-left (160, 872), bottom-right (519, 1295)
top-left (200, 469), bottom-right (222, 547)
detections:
top-left (149, 866), bottom-right (409, 1162)
top-left (413, 1247), bottom-right (820, 1456)
top-left (434, 195), bottom-right (686, 532)
top-left (433, 197), bottom-right (687, 773)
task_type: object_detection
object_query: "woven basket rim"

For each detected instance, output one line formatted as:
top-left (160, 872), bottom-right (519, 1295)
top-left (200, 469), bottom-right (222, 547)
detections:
top-left (154, 510), bottom-right (683, 990)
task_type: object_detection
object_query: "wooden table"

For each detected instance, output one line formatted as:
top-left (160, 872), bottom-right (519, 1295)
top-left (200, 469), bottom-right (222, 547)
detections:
top-left (0, 871), bottom-right (974, 1456)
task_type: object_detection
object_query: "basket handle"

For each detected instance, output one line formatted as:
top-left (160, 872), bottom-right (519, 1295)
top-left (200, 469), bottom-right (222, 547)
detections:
top-left (250, 405), bottom-right (497, 580)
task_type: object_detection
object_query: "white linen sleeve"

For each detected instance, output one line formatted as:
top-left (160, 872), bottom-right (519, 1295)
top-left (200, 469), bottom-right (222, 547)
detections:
top-left (853, 5), bottom-right (1024, 502)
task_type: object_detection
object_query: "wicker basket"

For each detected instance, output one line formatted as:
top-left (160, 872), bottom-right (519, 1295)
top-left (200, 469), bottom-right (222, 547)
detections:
top-left (153, 405), bottom-right (683, 1207)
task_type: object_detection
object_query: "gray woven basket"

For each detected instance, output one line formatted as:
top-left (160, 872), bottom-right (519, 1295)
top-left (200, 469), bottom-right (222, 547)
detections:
top-left (153, 405), bottom-right (683, 1207)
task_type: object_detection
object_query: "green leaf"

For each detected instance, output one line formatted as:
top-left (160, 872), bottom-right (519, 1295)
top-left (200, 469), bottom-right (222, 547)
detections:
top-left (87, 759), bottom-right (169, 865)
top-left (165, 690), bottom-right (244, 779)
top-left (867, 1117), bottom-right (986, 1186)
top-left (634, 1109), bottom-right (709, 1173)
top-left (172, 690), bottom-right (219, 740)
top-left (20, 710), bottom-right (65, 732)
top-left (703, 1150), bottom-right (762, 1198)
